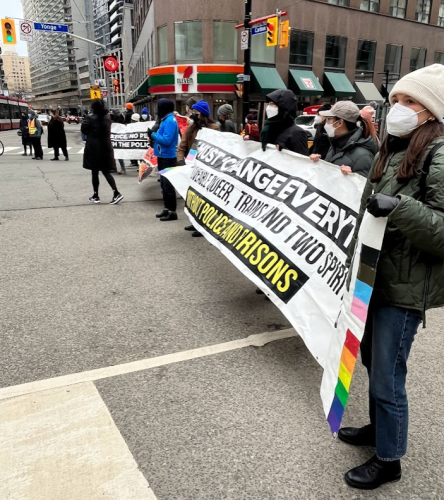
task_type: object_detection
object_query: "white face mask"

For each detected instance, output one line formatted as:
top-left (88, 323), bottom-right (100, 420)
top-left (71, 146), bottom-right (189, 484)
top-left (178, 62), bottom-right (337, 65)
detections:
top-left (386, 103), bottom-right (427, 137)
top-left (266, 104), bottom-right (279, 118)
top-left (314, 116), bottom-right (322, 125)
top-left (324, 120), bottom-right (340, 138)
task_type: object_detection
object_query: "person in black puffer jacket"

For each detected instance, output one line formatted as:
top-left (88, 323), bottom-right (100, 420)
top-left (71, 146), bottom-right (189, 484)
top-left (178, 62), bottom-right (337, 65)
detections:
top-left (260, 89), bottom-right (309, 156)
top-left (310, 103), bottom-right (332, 159)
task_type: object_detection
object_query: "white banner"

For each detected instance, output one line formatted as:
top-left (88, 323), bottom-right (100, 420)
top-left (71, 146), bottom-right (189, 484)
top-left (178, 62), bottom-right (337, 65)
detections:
top-left (111, 122), bottom-right (154, 160)
top-left (163, 129), bottom-right (387, 432)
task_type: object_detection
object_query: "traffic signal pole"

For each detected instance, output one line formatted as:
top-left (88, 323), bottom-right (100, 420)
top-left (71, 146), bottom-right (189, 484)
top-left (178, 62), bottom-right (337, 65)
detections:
top-left (242, 0), bottom-right (252, 123)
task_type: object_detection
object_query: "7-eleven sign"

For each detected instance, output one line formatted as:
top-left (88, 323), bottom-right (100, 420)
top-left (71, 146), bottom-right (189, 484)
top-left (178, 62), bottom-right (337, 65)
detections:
top-left (175, 65), bottom-right (197, 93)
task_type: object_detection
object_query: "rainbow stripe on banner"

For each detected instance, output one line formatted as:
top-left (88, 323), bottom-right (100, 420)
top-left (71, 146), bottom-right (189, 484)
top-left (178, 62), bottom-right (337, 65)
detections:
top-left (158, 166), bottom-right (182, 175)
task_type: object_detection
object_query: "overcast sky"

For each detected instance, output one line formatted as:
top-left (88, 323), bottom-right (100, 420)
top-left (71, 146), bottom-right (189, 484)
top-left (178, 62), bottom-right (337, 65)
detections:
top-left (0, 0), bottom-right (28, 56)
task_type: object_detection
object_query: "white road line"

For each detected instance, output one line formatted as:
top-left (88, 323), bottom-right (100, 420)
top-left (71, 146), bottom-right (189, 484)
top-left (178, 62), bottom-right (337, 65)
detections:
top-left (76, 147), bottom-right (84, 154)
top-left (0, 382), bottom-right (157, 499)
top-left (3, 147), bottom-right (21, 152)
top-left (0, 329), bottom-right (297, 401)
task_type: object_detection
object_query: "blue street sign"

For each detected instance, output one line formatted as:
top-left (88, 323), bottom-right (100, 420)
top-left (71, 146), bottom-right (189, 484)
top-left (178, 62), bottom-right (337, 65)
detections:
top-left (33, 22), bottom-right (69, 33)
top-left (251, 24), bottom-right (267, 36)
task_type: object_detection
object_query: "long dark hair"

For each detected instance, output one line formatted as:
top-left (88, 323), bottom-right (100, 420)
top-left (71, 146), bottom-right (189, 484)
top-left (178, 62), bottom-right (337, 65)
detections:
top-left (91, 98), bottom-right (108, 118)
top-left (51, 109), bottom-right (63, 122)
top-left (189, 115), bottom-right (217, 134)
top-left (372, 120), bottom-right (444, 182)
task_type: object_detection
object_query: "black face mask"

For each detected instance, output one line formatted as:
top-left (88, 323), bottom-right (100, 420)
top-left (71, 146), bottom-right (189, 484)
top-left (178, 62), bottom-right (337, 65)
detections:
top-left (191, 113), bottom-right (199, 124)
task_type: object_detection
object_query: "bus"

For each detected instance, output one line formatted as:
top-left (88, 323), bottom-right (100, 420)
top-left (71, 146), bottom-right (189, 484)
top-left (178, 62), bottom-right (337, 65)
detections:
top-left (0, 95), bottom-right (29, 131)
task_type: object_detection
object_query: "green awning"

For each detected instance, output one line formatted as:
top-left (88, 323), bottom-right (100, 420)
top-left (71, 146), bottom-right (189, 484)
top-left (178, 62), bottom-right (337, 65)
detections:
top-left (137, 79), bottom-right (149, 97)
top-left (289, 69), bottom-right (324, 96)
top-left (323, 72), bottom-right (356, 98)
top-left (251, 66), bottom-right (286, 95)
top-left (353, 81), bottom-right (384, 104)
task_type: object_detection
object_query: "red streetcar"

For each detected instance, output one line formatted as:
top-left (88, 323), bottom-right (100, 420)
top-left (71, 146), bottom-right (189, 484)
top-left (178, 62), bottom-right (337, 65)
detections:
top-left (0, 95), bottom-right (29, 131)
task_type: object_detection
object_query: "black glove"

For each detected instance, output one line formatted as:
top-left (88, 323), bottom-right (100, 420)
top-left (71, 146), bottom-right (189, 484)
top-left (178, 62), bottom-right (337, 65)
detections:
top-left (147, 128), bottom-right (154, 138)
top-left (366, 193), bottom-right (400, 218)
top-left (176, 159), bottom-right (185, 166)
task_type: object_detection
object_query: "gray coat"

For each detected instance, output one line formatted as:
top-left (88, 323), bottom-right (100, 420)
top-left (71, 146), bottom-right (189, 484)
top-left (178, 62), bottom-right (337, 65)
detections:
top-left (325, 128), bottom-right (378, 177)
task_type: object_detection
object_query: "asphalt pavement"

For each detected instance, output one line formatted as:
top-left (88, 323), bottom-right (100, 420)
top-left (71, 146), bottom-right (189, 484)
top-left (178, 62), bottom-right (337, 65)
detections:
top-left (0, 125), bottom-right (443, 499)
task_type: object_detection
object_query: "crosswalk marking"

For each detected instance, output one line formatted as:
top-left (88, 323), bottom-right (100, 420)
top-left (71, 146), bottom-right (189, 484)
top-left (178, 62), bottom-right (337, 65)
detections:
top-left (2, 148), bottom-right (86, 156)
top-left (3, 147), bottom-right (22, 152)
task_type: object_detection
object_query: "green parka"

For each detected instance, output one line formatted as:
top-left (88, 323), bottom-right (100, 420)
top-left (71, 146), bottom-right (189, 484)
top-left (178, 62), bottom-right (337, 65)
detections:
top-left (352, 138), bottom-right (444, 317)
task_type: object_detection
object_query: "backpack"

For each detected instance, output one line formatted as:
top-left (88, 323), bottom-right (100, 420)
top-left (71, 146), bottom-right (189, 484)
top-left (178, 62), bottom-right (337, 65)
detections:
top-left (247, 122), bottom-right (260, 142)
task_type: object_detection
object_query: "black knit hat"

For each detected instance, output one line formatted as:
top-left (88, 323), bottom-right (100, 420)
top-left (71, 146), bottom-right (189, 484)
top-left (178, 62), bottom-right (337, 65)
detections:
top-left (317, 103), bottom-right (332, 114)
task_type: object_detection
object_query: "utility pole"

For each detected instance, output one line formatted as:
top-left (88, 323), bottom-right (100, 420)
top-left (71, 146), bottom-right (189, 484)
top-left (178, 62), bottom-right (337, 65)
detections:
top-left (242, 0), bottom-right (252, 123)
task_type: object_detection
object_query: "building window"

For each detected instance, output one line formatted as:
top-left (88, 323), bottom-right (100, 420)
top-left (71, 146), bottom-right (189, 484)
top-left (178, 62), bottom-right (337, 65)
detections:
top-left (384, 44), bottom-right (403, 81)
top-left (355, 39), bottom-right (376, 81)
top-left (360, 0), bottom-right (380, 11)
top-left (416, 0), bottom-right (431, 22)
top-left (410, 47), bottom-right (426, 71)
top-left (175, 21), bottom-right (203, 63)
top-left (390, 0), bottom-right (407, 18)
top-left (251, 33), bottom-right (275, 64)
top-left (289, 30), bottom-right (314, 66)
top-left (434, 51), bottom-right (444, 64)
top-left (213, 21), bottom-right (237, 63)
top-left (325, 35), bottom-right (347, 69)
top-left (438, 0), bottom-right (444, 26)
top-left (157, 25), bottom-right (168, 65)
top-left (328, 0), bottom-right (350, 5)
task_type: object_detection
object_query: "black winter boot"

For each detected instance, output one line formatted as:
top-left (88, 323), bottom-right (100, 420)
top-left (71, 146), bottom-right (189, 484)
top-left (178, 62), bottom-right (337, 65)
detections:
top-left (344, 455), bottom-right (401, 490)
top-left (338, 425), bottom-right (376, 447)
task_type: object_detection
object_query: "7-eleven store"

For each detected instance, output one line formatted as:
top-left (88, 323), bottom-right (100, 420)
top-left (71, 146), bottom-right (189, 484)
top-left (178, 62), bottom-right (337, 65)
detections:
top-left (148, 64), bottom-right (244, 128)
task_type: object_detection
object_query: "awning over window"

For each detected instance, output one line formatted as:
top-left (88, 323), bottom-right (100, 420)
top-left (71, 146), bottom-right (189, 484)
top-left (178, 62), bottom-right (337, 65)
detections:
top-left (323, 72), bottom-right (356, 98)
top-left (289, 69), bottom-right (324, 96)
top-left (137, 79), bottom-right (149, 97)
top-left (353, 81), bottom-right (384, 104)
top-left (251, 66), bottom-right (286, 95)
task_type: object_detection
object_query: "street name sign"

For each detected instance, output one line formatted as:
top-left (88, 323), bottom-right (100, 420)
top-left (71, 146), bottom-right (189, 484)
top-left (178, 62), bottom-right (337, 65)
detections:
top-left (33, 23), bottom-right (69, 33)
top-left (251, 23), bottom-right (267, 35)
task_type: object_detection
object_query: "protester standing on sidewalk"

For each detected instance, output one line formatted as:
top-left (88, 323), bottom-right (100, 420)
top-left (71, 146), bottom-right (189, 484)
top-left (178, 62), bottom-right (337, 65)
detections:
top-left (48, 110), bottom-right (69, 161)
top-left (19, 112), bottom-right (32, 157)
top-left (178, 100), bottom-right (219, 236)
top-left (28, 110), bottom-right (44, 160)
top-left (149, 99), bottom-right (179, 221)
top-left (141, 108), bottom-right (151, 122)
top-left (217, 104), bottom-right (236, 133)
top-left (261, 89), bottom-right (309, 155)
top-left (339, 64), bottom-right (444, 490)
top-left (82, 99), bottom-right (123, 205)
top-left (241, 114), bottom-right (260, 142)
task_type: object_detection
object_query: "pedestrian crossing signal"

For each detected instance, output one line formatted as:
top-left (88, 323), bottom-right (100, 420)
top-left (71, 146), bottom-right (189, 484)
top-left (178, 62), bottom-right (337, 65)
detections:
top-left (113, 79), bottom-right (120, 93)
top-left (266, 17), bottom-right (278, 47)
top-left (1, 19), bottom-right (17, 45)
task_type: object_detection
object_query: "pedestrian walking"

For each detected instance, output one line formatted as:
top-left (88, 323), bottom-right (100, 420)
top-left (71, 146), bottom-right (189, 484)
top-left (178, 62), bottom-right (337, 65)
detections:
top-left (310, 104), bottom-right (331, 159)
top-left (260, 89), bottom-right (309, 156)
top-left (19, 111), bottom-right (32, 156)
top-left (178, 100), bottom-right (219, 237)
top-left (241, 113), bottom-right (260, 142)
top-left (124, 103), bottom-right (134, 124)
top-left (110, 109), bottom-right (126, 175)
top-left (310, 101), bottom-right (378, 177)
top-left (217, 104), bottom-right (236, 133)
top-left (81, 99), bottom-right (123, 205)
top-left (48, 110), bottom-right (69, 161)
top-left (148, 99), bottom-right (179, 221)
top-left (28, 110), bottom-right (44, 160)
top-left (340, 64), bottom-right (444, 490)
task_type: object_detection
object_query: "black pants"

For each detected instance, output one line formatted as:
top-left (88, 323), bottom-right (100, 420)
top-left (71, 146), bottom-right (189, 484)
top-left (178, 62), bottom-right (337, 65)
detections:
top-left (23, 143), bottom-right (33, 154)
top-left (91, 170), bottom-right (117, 196)
top-left (54, 146), bottom-right (68, 158)
top-left (158, 157), bottom-right (177, 212)
top-left (31, 137), bottom-right (43, 158)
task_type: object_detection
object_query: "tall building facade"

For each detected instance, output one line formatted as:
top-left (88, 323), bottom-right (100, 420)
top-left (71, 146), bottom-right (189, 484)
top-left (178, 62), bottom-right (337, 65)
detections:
top-left (129, 0), bottom-right (444, 121)
top-left (0, 50), bottom-right (32, 97)
top-left (22, 0), bottom-right (95, 111)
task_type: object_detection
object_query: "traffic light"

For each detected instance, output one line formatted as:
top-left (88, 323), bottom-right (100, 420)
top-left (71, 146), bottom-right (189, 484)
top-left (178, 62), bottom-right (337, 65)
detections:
top-left (266, 17), bottom-right (278, 47)
top-left (113, 79), bottom-right (120, 93)
top-left (279, 20), bottom-right (290, 49)
top-left (1, 19), bottom-right (17, 45)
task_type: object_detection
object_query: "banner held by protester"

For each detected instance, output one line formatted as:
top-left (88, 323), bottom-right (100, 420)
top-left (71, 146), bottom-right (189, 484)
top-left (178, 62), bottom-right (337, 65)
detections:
top-left (162, 128), bottom-right (386, 432)
top-left (111, 121), bottom-right (155, 160)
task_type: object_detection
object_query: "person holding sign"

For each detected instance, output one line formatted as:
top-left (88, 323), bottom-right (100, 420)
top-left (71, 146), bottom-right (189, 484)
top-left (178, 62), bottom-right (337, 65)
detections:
top-left (340, 64), bottom-right (444, 490)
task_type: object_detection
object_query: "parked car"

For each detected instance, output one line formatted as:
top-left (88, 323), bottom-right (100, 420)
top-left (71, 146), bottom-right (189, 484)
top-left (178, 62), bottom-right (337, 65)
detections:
top-left (38, 114), bottom-right (50, 125)
top-left (66, 115), bottom-right (80, 125)
top-left (295, 115), bottom-right (317, 140)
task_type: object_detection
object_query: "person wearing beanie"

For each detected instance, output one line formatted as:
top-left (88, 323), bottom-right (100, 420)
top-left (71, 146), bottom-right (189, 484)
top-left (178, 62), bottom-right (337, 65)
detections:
top-left (141, 107), bottom-right (151, 121)
top-left (178, 100), bottom-right (219, 237)
top-left (310, 100), bottom-right (379, 177)
top-left (124, 103), bottom-right (134, 124)
top-left (310, 103), bottom-right (332, 159)
top-left (149, 98), bottom-right (179, 221)
top-left (241, 113), bottom-right (260, 141)
top-left (339, 63), bottom-right (444, 491)
top-left (217, 103), bottom-right (236, 133)
top-left (185, 96), bottom-right (199, 116)
top-left (260, 89), bottom-right (309, 156)
top-left (131, 113), bottom-right (140, 122)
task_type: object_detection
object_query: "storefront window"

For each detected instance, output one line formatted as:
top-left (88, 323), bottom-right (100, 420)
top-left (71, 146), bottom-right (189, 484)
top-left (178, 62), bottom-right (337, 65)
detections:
top-left (390, 0), bottom-right (407, 18)
top-left (384, 44), bottom-right (403, 82)
top-left (158, 25), bottom-right (168, 65)
top-left (355, 39), bottom-right (376, 81)
top-left (328, 0), bottom-right (350, 5)
top-left (438, 0), bottom-right (444, 26)
top-left (251, 33), bottom-right (275, 64)
top-left (410, 47), bottom-right (426, 72)
top-left (434, 51), bottom-right (444, 64)
top-left (175, 21), bottom-right (203, 63)
top-left (289, 30), bottom-right (314, 66)
top-left (325, 35), bottom-right (347, 69)
top-left (213, 21), bottom-right (237, 63)
top-left (416, 0), bottom-right (431, 22)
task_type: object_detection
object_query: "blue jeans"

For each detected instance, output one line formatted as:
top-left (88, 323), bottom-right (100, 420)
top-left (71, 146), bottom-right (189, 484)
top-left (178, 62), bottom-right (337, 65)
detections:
top-left (360, 304), bottom-right (422, 460)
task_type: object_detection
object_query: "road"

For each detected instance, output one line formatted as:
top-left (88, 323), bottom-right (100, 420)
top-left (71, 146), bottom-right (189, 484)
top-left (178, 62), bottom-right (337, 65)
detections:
top-left (0, 124), bottom-right (443, 500)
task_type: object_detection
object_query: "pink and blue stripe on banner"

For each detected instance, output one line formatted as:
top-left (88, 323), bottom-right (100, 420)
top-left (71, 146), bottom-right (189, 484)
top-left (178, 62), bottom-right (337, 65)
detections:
top-left (351, 279), bottom-right (372, 323)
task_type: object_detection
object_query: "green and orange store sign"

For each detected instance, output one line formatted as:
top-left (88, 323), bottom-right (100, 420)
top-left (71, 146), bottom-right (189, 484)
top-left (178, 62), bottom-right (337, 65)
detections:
top-left (148, 64), bottom-right (244, 95)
